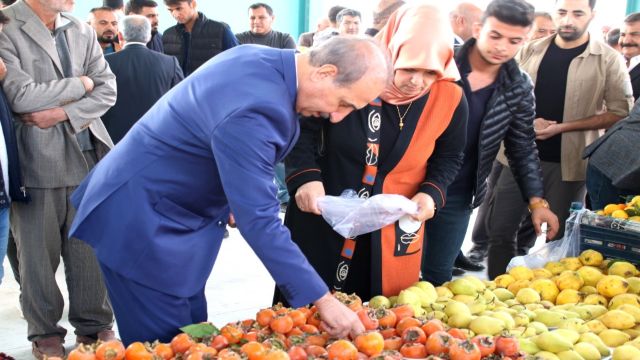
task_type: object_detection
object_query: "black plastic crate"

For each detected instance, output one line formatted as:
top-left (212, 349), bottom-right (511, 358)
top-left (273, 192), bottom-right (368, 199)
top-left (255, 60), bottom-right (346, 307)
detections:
top-left (578, 222), bottom-right (640, 264)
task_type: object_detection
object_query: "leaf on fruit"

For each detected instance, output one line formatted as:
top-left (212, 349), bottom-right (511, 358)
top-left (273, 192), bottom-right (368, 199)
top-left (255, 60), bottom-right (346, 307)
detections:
top-left (180, 322), bottom-right (219, 338)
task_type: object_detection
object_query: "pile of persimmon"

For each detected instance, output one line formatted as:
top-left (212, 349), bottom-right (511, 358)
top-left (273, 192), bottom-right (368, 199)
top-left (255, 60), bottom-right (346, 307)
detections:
top-left (62, 292), bottom-right (526, 360)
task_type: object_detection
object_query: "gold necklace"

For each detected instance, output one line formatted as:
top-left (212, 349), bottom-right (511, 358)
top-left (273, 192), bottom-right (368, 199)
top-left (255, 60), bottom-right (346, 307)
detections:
top-left (395, 102), bottom-right (413, 130)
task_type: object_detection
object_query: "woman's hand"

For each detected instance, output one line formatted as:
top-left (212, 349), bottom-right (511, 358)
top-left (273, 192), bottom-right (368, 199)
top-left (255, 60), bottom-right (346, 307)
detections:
top-left (295, 181), bottom-right (325, 215)
top-left (410, 192), bottom-right (436, 222)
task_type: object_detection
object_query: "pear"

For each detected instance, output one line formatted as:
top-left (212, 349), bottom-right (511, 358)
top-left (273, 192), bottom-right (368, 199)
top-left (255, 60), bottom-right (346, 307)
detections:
top-left (576, 266), bottom-right (604, 287)
top-left (552, 329), bottom-right (581, 344)
top-left (428, 310), bottom-right (447, 322)
top-left (435, 286), bottom-right (453, 298)
top-left (507, 279), bottom-right (531, 295)
top-left (560, 257), bottom-right (583, 271)
top-left (569, 306), bottom-right (594, 321)
top-left (482, 288), bottom-right (498, 303)
top-left (556, 350), bottom-right (586, 360)
top-left (516, 288), bottom-right (541, 304)
top-left (584, 320), bottom-right (607, 334)
top-left (493, 288), bottom-right (515, 301)
top-left (368, 295), bottom-right (391, 309)
top-left (627, 277), bottom-right (640, 294)
top-left (535, 309), bottom-right (568, 327)
top-left (452, 294), bottom-right (476, 304)
top-left (531, 278), bottom-right (560, 303)
top-left (528, 321), bottom-right (550, 334)
top-left (484, 279), bottom-right (497, 289)
top-left (509, 265), bottom-right (535, 281)
top-left (608, 261), bottom-right (638, 278)
top-left (596, 275), bottom-right (629, 298)
top-left (612, 344), bottom-right (640, 360)
top-left (535, 351), bottom-right (561, 360)
top-left (579, 332), bottom-right (612, 357)
top-left (556, 289), bottom-right (583, 305)
top-left (545, 261), bottom-right (567, 275)
top-left (599, 328), bottom-right (631, 347)
top-left (492, 310), bottom-right (516, 330)
top-left (579, 249), bottom-right (603, 267)
top-left (413, 280), bottom-right (438, 299)
top-left (556, 271), bottom-right (584, 291)
top-left (609, 293), bottom-right (640, 309)
top-left (581, 304), bottom-right (608, 318)
top-left (444, 300), bottom-right (470, 317)
top-left (463, 275), bottom-right (487, 292)
top-left (617, 304), bottom-right (640, 322)
top-left (514, 312), bottom-right (530, 327)
top-left (598, 309), bottom-right (636, 330)
top-left (534, 268), bottom-right (554, 279)
top-left (558, 318), bottom-right (587, 333)
top-left (573, 342), bottom-right (601, 360)
top-left (579, 285), bottom-right (597, 295)
top-left (469, 315), bottom-right (505, 335)
top-left (405, 286), bottom-right (436, 307)
top-left (623, 328), bottom-right (640, 339)
top-left (468, 300), bottom-right (487, 315)
top-left (582, 294), bottom-right (608, 306)
top-left (495, 274), bottom-right (516, 288)
top-left (388, 295), bottom-right (397, 306)
top-left (396, 289), bottom-right (421, 307)
top-left (448, 278), bottom-right (477, 296)
top-left (518, 337), bottom-right (541, 355)
top-left (534, 331), bottom-right (574, 353)
top-left (447, 312), bottom-right (472, 328)
top-left (527, 303), bottom-right (546, 311)
top-left (504, 299), bottom-right (519, 307)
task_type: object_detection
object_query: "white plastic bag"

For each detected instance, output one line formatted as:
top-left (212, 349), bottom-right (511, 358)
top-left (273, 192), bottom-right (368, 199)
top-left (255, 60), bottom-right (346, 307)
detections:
top-left (317, 190), bottom-right (419, 238)
top-left (506, 209), bottom-right (586, 271)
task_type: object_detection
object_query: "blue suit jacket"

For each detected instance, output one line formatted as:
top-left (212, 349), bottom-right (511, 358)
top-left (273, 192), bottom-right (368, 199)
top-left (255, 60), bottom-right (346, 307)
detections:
top-left (103, 44), bottom-right (184, 144)
top-left (70, 45), bottom-right (328, 306)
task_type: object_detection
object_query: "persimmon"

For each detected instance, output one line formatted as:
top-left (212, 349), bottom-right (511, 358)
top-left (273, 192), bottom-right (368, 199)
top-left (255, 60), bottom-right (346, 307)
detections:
top-left (334, 292), bottom-right (363, 312)
top-left (354, 331), bottom-right (384, 357)
top-left (327, 339), bottom-right (358, 360)
top-left (300, 323), bottom-right (319, 334)
top-left (216, 348), bottom-right (243, 360)
top-left (96, 340), bottom-right (125, 360)
top-left (210, 334), bottom-right (229, 351)
top-left (296, 306), bottom-right (312, 320)
top-left (389, 304), bottom-right (414, 322)
top-left (305, 333), bottom-right (328, 347)
top-left (449, 340), bottom-right (481, 360)
top-left (421, 319), bottom-right (445, 337)
top-left (447, 327), bottom-right (467, 340)
top-left (425, 331), bottom-right (455, 355)
top-left (151, 343), bottom-right (174, 360)
top-left (220, 324), bottom-right (244, 344)
top-left (383, 336), bottom-right (402, 351)
top-left (369, 350), bottom-right (404, 360)
top-left (269, 314), bottom-right (294, 334)
top-left (379, 328), bottom-right (397, 339)
top-left (240, 341), bottom-right (266, 360)
top-left (305, 344), bottom-right (328, 357)
top-left (68, 344), bottom-right (97, 360)
top-left (399, 343), bottom-right (427, 359)
top-left (395, 317), bottom-right (422, 336)
top-left (375, 308), bottom-right (397, 328)
top-left (171, 333), bottom-right (196, 354)
top-left (288, 309), bottom-right (307, 327)
top-left (356, 308), bottom-right (379, 330)
top-left (401, 326), bottom-right (427, 344)
top-left (256, 308), bottom-right (277, 327)
top-left (124, 342), bottom-right (153, 360)
top-left (495, 335), bottom-right (519, 357)
top-left (471, 335), bottom-right (495, 357)
top-left (307, 309), bottom-right (322, 327)
top-left (287, 345), bottom-right (307, 360)
top-left (263, 349), bottom-right (289, 360)
top-left (243, 330), bottom-right (259, 342)
top-left (285, 327), bottom-right (303, 338)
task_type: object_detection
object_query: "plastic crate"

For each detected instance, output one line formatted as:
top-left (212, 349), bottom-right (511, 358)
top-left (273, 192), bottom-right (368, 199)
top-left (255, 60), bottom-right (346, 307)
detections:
top-left (577, 220), bottom-right (640, 265)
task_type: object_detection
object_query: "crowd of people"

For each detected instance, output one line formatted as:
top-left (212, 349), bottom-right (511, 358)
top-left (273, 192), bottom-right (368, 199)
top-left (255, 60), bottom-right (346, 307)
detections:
top-left (0, 0), bottom-right (638, 358)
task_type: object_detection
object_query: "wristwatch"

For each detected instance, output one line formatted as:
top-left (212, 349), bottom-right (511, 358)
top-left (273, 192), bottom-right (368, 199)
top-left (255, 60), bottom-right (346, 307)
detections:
top-left (528, 199), bottom-right (549, 213)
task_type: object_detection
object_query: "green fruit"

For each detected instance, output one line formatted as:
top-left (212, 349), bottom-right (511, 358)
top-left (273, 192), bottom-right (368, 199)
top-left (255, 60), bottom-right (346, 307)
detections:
top-left (612, 344), bottom-right (640, 360)
top-left (556, 350), bottom-right (586, 360)
top-left (448, 278), bottom-right (478, 296)
top-left (469, 315), bottom-right (505, 335)
top-left (493, 288), bottom-right (515, 301)
top-left (444, 300), bottom-right (470, 317)
top-left (368, 295), bottom-right (391, 309)
top-left (535, 351), bottom-right (561, 360)
top-left (534, 331), bottom-right (574, 353)
top-left (578, 332), bottom-right (611, 357)
top-left (447, 312), bottom-right (472, 328)
top-left (552, 329), bottom-right (581, 344)
top-left (573, 342), bottom-right (603, 360)
top-left (518, 337), bottom-right (541, 355)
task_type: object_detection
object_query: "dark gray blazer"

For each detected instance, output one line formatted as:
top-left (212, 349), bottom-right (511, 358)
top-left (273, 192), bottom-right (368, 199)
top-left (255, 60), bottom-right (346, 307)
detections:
top-left (584, 100), bottom-right (640, 189)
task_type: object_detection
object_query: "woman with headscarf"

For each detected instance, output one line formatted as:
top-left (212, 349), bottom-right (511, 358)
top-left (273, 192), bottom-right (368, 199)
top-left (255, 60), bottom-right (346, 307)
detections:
top-left (277, 3), bottom-right (468, 301)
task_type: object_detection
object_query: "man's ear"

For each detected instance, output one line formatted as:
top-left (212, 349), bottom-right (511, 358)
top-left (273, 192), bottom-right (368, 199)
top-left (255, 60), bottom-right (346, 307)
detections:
top-left (310, 64), bottom-right (338, 82)
top-left (472, 21), bottom-right (482, 39)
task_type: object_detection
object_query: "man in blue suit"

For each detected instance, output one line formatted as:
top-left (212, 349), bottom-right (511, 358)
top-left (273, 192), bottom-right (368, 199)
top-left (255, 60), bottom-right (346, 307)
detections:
top-left (103, 15), bottom-right (183, 144)
top-left (70, 36), bottom-right (390, 344)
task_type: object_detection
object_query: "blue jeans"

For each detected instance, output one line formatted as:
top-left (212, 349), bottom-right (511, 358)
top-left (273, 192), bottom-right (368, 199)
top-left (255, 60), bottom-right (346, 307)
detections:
top-left (422, 191), bottom-right (473, 286)
top-left (586, 163), bottom-right (635, 211)
top-left (0, 207), bottom-right (10, 284)
top-left (274, 162), bottom-right (289, 204)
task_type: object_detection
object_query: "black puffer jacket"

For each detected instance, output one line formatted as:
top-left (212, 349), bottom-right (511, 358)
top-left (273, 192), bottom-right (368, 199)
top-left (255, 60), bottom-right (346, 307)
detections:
top-left (456, 38), bottom-right (544, 208)
top-left (163, 12), bottom-right (229, 75)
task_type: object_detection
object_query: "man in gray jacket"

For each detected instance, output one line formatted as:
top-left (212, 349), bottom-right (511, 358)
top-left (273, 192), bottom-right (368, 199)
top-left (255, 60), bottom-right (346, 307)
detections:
top-left (584, 100), bottom-right (640, 209)
top-left (0, 0), bottom-right (116, 357)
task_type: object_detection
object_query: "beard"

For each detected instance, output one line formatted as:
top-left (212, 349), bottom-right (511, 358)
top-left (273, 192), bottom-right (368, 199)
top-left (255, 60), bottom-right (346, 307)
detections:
top-left (557, 25), bottom-right (588, 42)
top-left (98, 35), bottom-right (116, 44)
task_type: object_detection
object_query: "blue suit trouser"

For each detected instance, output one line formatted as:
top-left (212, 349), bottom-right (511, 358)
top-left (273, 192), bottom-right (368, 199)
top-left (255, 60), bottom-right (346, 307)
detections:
top-left (99, 263), bottom-right (207, 345)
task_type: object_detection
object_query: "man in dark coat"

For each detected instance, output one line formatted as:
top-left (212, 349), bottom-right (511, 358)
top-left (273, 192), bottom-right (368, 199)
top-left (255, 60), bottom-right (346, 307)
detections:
top-left (103, 15), bottom-right (183, 143)
top-left (125, 0), bottom-right (164, 53)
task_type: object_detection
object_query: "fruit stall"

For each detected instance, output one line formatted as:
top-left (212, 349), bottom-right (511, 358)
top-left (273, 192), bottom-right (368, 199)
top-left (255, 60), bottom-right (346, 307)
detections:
top-left (59, 198), bottom-right (640, 360)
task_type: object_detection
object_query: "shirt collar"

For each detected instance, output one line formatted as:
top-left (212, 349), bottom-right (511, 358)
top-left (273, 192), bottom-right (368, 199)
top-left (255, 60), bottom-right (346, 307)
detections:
top-left (629, 55), bottom-right (640, 71)
top-left (123, 41), bottom-right (148, 48)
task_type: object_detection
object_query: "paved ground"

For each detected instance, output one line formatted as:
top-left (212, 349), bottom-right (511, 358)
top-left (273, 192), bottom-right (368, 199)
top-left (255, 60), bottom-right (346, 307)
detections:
top-left (0, 211), bottom-right (522, 359)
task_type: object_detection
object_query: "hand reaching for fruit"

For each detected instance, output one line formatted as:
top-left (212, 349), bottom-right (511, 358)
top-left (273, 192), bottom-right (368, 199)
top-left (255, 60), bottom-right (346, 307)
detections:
top-left (313, 292), bottom-right (365, 339)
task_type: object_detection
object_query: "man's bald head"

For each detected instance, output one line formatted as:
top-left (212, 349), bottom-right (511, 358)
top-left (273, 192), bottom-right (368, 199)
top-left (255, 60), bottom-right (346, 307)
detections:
top-left (450, 2), bottom-right (483, 41)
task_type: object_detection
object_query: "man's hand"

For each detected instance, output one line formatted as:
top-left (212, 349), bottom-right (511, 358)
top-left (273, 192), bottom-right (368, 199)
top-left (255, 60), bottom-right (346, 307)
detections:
top-left (20, 107), bottom-right (68, 129)
top-left (79, 75), bottom-right (95, 93)
top-left (531, 207), bottom-right (559, 241)
top-left (0, 58), bottom-right (6, 81)
top-left (314, 292), bottom-right (365, 339)
top-left (535, 120), bottom-right (562, 140)
top-left (295, 181), bottom-right (325, 215)
top-left (410, 192), bottom-right (436, 222)
top-left (533, 117), bottom-right (556, 131)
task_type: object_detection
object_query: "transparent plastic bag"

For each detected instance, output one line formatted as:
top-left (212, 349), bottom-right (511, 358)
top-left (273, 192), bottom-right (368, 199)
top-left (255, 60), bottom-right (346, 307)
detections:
top-left (506, 209), bottom-right (586, 271)
top-left (317, 190), bottom-right (419, 238)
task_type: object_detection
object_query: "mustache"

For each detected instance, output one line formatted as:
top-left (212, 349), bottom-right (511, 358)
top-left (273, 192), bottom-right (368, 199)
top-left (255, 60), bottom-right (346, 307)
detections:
top-left (622, 43), bottom-right (639, 48)
top-left (558, 26), bottom-right (577, 31)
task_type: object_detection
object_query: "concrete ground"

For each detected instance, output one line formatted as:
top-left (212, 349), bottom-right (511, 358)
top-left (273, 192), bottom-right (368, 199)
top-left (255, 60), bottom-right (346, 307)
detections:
top-left (0, 210), bottom-right (539, 359)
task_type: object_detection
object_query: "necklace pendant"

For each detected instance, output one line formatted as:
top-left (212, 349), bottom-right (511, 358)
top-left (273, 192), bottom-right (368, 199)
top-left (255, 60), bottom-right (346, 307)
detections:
top-left (399, 122), bottom-right (404, 130)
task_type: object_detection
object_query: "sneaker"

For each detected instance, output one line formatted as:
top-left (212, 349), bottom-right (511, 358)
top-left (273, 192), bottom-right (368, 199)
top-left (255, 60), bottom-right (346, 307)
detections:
top-left (31, 337), bottom-right (64, 360)
top-left (76, 329), bottom-right (116, 345)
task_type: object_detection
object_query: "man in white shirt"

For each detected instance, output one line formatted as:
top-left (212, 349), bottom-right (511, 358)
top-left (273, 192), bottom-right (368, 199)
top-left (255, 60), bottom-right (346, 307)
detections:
top-left (620, 12), bottom-right (640, 100)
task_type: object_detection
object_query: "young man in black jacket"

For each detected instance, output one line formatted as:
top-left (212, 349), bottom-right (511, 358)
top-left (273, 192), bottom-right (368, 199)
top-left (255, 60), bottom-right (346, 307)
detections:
top-left (162, 0), bottom-right (238, 76)
top-left (421, 0), bottom-right (558, 286)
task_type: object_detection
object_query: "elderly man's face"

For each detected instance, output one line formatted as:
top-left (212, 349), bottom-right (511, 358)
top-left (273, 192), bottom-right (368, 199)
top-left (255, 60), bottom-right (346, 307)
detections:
top-left (297, 67), bottom-right (386, 123)
top-left (530, 16), bottom-right (556, 40)
top-left (339, 15), bottom-right (360, 35)
top-left (89, 10), bottom-right (118, 44)
top-left (620, 21), bottom-right (640, 60)
top-left (249, 6), bottom-right (274, 35)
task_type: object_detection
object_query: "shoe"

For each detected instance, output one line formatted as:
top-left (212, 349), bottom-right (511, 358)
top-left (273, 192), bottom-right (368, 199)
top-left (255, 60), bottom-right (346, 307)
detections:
top-left (32, 336), bottom-right (64, 360)
top-left (466, 246), bottom-right (488, 263)
top-left (76, 329), bottom-right (116, 345)
top-left (452, 267), bottom-right (466, 276)
top-left (455, 254), bottom-right (485, 271)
